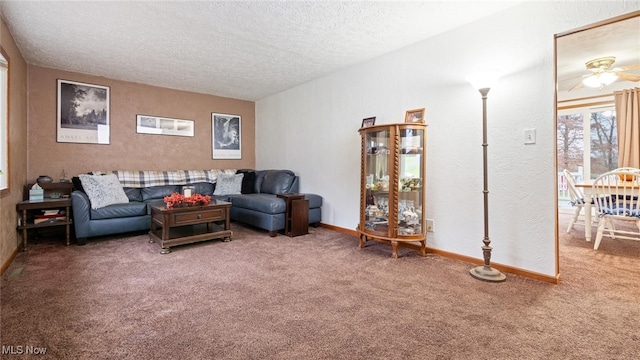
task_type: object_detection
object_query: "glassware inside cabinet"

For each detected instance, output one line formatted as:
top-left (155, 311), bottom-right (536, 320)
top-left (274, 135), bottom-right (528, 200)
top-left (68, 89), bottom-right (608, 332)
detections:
top-left (364, 129), bottom-right (391, 233)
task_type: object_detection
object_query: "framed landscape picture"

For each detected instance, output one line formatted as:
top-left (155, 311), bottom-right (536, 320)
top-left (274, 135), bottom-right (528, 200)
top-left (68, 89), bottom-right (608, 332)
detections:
top-left (212, 112), bottom-right (241, 159)
top-left (136, 115), bottom-right (194, 137)
top-left (404, 108), bottom-right (425, 124)
top-left (57, 79), bottom-right (110, 144)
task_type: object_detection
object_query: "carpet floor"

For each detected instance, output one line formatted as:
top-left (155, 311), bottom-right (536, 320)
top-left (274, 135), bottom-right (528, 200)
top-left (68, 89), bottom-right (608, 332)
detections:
top-left (1, 214), bottom-right (639, 359)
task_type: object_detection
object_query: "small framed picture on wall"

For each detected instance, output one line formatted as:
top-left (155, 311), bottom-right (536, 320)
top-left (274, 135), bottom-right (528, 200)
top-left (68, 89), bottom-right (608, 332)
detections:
top-left (136, 115), bottom-right (195, 137)
top-left (404, 108), bottom-right (425, 124)
top-left (212, 113), bottom-right (241, 159)
top-left (361, 117), bottom-right (376, 128)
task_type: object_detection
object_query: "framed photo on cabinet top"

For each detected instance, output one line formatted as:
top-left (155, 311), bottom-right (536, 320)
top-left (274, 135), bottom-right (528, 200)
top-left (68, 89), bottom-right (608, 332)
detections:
top-left (361, 117), bottom-right (376, 128)
top-left (212, 112), bottom-right (241, 159)
top-left (404, 108), bottom-right (425, 124)
top-left (57, 79), bottom-right (110, 144)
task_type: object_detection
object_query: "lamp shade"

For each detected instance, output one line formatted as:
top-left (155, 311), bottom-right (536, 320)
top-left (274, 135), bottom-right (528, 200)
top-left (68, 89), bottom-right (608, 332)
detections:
top-left (583, 72), bottom-right (618, 88)
top-left (466, 71), bottom-right (502, 90)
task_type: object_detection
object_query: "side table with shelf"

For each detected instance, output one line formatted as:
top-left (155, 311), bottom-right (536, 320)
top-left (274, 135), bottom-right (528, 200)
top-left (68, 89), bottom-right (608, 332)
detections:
top-left (16, 182), bottom-right (74, 250)
top-left (277, 193), bottom-right (309, 237)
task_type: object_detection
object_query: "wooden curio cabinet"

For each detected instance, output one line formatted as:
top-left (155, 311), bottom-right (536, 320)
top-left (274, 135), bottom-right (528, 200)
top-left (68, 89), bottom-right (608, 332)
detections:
top-left (357, 123), bottom-right (427, 258)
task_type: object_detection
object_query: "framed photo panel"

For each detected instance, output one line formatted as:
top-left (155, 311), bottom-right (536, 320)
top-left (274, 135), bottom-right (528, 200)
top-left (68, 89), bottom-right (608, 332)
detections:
top-left (136, 115), bottom-right (194, 137)
top-left (212, 113), bottom-right (241, 159)
top-left (404, 108), bottom-right (425, 124)
top-left (57, 79), bottom-right (110, 144)
top-left (361, 117), bottom-right (376, 128)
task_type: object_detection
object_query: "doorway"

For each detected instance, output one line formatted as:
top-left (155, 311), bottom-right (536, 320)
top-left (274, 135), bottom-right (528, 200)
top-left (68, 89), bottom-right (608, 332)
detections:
top-left (555, 12), bottom-right (640, 240)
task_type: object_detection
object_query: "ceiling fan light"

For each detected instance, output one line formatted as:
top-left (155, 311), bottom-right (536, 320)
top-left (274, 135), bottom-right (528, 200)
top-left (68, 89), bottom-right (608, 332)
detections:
top-left (583, 72), bottom-right (618, 88)
top-left (582, 75), bottom-right (601, 88)
top-left (600, 71), bottom-right (618, 85)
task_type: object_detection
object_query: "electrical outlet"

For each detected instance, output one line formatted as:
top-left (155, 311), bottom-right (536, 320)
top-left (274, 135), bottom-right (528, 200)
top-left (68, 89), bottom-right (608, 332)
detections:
top-left (426, 219), bottom-right (434, 232)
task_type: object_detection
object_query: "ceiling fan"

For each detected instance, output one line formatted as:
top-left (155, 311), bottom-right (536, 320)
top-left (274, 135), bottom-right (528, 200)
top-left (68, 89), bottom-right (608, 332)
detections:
top-left (568, 56), bottom-right (640, 91)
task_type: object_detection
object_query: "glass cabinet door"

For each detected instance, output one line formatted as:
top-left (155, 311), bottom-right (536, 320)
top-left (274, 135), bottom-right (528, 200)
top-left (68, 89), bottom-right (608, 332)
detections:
top-left (398, 127), bottom-right (424, 236)
top-left (364, 128), bottom-right (392, 235)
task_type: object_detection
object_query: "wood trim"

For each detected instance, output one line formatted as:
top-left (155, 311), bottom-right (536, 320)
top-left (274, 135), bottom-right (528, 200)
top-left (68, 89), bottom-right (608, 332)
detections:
top-left (555, 10), bottom-right (640, 38)
top-left (557, 93), bottom-right (614, 104)
top-left (319, 222), bottom-right (358, 237)
top-left (558, 100), bottom-right (614, 111)
top-left (0, 246), bottom-right (19, 276)
top-left (0, 46), bottom-right (9, 194)
top-left (322, 223), bottom-right (560, 284)
top-left (425, 248), bottom-right (560, 284)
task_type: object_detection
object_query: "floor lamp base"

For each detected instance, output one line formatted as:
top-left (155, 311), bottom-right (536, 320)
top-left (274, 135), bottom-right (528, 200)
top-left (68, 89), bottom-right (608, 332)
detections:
top-left (470, 265), bottom-right (506, 282)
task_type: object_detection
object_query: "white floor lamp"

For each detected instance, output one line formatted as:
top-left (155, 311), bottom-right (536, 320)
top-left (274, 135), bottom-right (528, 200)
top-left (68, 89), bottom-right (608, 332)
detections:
top-left (466, 71), bottom-right (506, 283)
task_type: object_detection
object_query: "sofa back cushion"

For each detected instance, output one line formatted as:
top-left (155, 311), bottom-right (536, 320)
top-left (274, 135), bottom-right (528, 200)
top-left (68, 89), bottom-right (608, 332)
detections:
top-left (253, 170), bottom-right (267, 193)
top-left (123, 187), bottom-right (143, 202)
top-left (260, 170), bottom-right (296, 194)
top-left (236, 170), bottom-right (256, 194)
top-left (190, 182), bottom-right (215, 196)
top-left (141, 185), bottom-right (180, 201)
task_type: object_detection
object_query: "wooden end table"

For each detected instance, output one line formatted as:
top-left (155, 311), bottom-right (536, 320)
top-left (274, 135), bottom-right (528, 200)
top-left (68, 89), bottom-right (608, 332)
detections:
top-left (16, 198), bottom-right (72, 251)
top-left (277, 193), bottom-right (309, 237)
top-left (148, 200), bottom-right (232, 254)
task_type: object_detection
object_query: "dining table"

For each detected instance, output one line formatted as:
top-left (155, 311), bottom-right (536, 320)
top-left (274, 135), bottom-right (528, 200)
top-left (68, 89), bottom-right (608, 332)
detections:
top-left (574, 180), bottom-right (596, 242)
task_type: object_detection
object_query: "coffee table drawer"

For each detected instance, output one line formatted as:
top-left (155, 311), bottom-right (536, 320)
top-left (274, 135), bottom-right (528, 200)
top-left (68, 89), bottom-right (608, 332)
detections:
top-left (173, 208), bottom-right (225, 225)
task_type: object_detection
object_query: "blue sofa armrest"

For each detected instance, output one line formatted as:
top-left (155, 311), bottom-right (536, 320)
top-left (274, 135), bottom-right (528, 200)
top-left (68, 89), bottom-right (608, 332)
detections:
top-left (71, 190), bottom-right (91, 242)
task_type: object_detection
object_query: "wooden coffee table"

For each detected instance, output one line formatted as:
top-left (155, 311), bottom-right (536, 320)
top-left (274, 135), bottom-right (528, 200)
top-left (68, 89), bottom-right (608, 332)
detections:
top-left (148, 200), bottom-right (232, 254)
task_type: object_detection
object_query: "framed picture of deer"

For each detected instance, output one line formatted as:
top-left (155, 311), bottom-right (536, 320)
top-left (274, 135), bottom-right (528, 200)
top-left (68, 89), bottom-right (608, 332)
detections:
top-left (212, 113), bottom-right (241, 159)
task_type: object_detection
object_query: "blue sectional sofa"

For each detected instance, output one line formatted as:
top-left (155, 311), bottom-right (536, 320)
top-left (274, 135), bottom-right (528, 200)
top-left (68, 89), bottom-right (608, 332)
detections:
top-left (71, 169), bottom-right (322, 244)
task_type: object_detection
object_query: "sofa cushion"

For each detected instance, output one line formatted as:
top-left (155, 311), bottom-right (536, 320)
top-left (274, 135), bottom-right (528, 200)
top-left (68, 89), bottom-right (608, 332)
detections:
top-left (253, 170), bottom-right (267, 193)
top-left (213, 173), bottom-right (243, 196)
top-left (90, 201), bottom-right (148, 220)
top-left (79, 174), bottom-right (130, 210)
top-left (190, 182), bottom-right (215, 196)
top-left (123, 187), bottom-right (143, 202)
top-left (260, 170), bottom-right (296, 195)
top-left (141, 185), bottom-right (180, 201)
top-left (304, 194), bottom-right (323, 209)
top-left (230, 193), bottom-right (287, 214)
top-left (236, 170), bottom-right (256, 194)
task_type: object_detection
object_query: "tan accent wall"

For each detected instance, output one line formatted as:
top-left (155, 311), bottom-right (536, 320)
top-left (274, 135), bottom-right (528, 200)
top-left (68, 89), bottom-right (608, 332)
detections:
top-left (0, 17), bottom-right (28, 272)
top-left (27, 65), bottom-right (255, 181)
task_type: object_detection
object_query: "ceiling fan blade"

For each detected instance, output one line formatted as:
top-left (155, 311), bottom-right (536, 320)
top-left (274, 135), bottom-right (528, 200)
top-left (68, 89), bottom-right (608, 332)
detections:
top-left (561, 73), bottom-right (589, 82)
top-left (616, 72), bottom-right (640, 82)
top-left (568, 80), bottom-right (584, 91)
top-left (618, 63), bottom-right (640, 71)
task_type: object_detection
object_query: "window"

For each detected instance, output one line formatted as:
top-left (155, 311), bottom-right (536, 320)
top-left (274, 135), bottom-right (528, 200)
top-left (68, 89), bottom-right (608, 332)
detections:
top-left (557, 106), bottom-right (617, 180)
top-left (0, 50), bottom-right (8, 191)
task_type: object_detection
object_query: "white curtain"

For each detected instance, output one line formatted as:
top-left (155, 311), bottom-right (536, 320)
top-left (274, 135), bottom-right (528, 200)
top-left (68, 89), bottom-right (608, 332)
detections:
top-left (615, 87), bottom-right (640, 168)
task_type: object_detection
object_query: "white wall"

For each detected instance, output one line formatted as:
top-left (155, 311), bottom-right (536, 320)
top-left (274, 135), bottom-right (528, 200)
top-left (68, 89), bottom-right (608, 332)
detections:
top-left (255, 1), bottom-right (640, 277)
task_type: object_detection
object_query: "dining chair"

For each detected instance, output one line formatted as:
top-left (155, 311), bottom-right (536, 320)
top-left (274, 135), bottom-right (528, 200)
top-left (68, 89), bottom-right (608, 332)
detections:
top-left (563, 169), bottom-right (591, 233)
top-left (591, 168), bottom-right (640, 250)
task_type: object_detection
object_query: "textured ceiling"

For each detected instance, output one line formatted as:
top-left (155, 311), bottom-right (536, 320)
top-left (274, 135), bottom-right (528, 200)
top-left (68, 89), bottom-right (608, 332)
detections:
top-left (557, 15), bottom-right (640, 93)
top-left (0, 1), bottom-right (524, 101)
